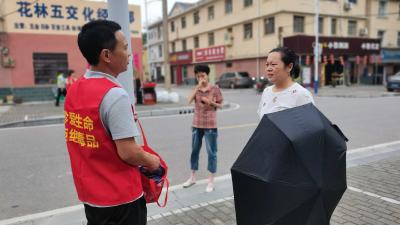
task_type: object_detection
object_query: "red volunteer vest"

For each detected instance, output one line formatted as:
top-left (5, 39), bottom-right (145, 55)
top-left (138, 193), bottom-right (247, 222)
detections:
top-left (64, 77), bottom-right (143, 206)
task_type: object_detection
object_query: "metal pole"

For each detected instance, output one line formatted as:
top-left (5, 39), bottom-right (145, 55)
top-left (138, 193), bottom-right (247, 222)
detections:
top-left (256, 0), bottom-right (261, 79)
top-left (107, 0), bottom-right (136, 105)
top-left (162, 0), bottom-right (171, 92)
top-left (144, 0), bottom-right (151, 82)
top-left (314, 0), bottom-right (319, 94)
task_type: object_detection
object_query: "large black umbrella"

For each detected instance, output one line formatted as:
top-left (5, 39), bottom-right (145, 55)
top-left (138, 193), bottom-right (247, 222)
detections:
top-left (231, 103), bottom-right (348, 225)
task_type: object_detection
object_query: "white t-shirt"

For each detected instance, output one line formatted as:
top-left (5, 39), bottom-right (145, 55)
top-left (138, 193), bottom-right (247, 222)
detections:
top-left (257, 82), bottom-right (315, 119)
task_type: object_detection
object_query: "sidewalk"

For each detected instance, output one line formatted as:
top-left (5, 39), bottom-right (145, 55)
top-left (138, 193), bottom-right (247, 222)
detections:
top-left (1, 141), bottom-right (400, 225)
top-left (0, 87), bottom-right (194, 128)
top-left (313, 84), bottom-right (400, 98)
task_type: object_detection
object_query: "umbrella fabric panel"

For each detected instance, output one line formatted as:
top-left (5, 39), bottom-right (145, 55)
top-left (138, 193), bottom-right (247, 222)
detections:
top-left (232, 115), bottom-right (317, 187)
top-left (232, 171), bottom-right (319, 225)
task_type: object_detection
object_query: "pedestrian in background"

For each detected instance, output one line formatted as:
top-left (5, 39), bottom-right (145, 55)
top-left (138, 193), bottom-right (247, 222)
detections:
top-left (183, 64), bottom-right (223, 192)
top-left (65, 69), bottom-right (77, 91)
top-left (55, 71), bottom-right (66, 107)
top-left (65, 20), bottom-right (160, 225)
top-left (257, 47), bottom-right (314, 118)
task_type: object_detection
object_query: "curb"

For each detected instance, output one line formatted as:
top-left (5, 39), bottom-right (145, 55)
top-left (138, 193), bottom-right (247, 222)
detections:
top-left (315, 92), bottom-right (400, 98)
top-left (0, 103), bottom-right (232, 128)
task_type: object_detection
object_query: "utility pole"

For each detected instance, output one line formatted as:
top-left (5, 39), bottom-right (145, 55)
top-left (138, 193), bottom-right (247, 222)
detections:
top-left (256, 0), bottom-right (261, 79)
top-left (162, 0), bottom-right (171, 92)
top-left (107, 0), bottom-right (136, 105)
top-left (314, 0), bottom-right (320, 94)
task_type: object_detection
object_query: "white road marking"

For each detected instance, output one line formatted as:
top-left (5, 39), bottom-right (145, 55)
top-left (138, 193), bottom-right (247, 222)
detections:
top-left (348, 187), bottom-right (400, 205)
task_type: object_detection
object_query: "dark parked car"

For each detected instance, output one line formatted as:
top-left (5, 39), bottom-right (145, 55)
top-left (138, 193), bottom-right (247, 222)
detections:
top-left (387, 72), bottom-right (400, 92)
top-left (216, 72), bottom-right (254, 89)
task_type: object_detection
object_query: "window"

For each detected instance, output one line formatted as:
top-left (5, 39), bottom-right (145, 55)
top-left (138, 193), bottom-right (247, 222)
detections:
top-left (208, 6), bottom-right (214, 20)
top-left (397, 32), bottom-right (400, 47)
top-left (194, 36), bottom-right (199, 48)
top-left (377, 30), bottom-right (385, 44)
top-left (244, 23), bottom-right (253, 39)
top-left (244, 0), bottom-right (253, 7)
top-left (264, 17), bottom-right (275, 35)
top-left (331, 18), bottom-right (337, 35)
top-left (157, 26), bottom-right (161, 39)
top-left (171, 42), bottom-right (175, 52)
top-left (398, 3), bottom-right (400, 18)
top-left (33, 53), bottom-right (68, 84)
top-left (158, 45), bottom-right (162, 58)
top-left (293, 16), bottom-right (305, 33)
top-left (225, 0), bottom-right (233, 14)
top-left (348, 0), bottom-right (357, 3)
top-left (208, 32), bottom-right (214, 46)
top-left (182, 39), bottom-right (187, 51)
top-left (170, 21), bottom-right (175, 32)
top-left (181, 17), bottom-right (186, 29)
top-left (193, 11), bottom-right (200, 25)
top-left (378, 0), bottom-right (387, 17)
top-left (348, 20), bottom-right (357, 36)
top-left (319, 17), bottom-right (324, 34)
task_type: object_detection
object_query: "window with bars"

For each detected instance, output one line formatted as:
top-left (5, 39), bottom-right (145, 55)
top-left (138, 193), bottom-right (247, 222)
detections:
top-left (208, 6), bottom-right (214, 20)
top-left (293, 16), bottom-right (304, 33)
top-left (194, 36), bottom-right (199, 48)
top-left (225, 0), bottom-right (232, 14)
top-left (193, 11), bottom-right (200, 25)
top-left (244, 0), bottom-right (253, 7)
top-left (181, 17), bottom-right (186, 29)
top-left (331, 18), bottom-right (337, 35)
top-left (208, 32), bottom-right (214, 46)
top-left (377, 30), bottom-right (385, 44)
top-left (264, 17), bottom-right (275, 35)
top-left (171, 42), bottom-right (176, 52)
top-left (170, 21), bottom-right (175, 32)
top-left (33, 53), bottom-right (68, 84)
top-left (397, 32), bottom-right (400, 47)
top-left (348, 20), bottom-right (357, 36)
top-left (378, 0), bottom-right (387, 17)
top-left (244, 23), bottom-right (253, 39)
top-left (319, 17), bottom-right (324, 34)
top-left (182, 39), bottom-right (187, 51)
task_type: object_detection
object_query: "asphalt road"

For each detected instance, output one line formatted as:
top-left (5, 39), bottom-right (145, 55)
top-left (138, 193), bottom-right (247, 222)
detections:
top-left (1, 89), bottom-right (400, 220)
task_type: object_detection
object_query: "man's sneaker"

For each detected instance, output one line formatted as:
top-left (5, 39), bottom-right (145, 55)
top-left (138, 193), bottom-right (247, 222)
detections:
top-left (182, 178), bottom-right (196, 188)
top-left (205, 182), bottom-right (214, 193)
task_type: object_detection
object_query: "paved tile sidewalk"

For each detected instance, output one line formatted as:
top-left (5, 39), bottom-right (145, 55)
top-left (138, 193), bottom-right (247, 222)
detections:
top-left (147, 156), bottom-right (400, 225)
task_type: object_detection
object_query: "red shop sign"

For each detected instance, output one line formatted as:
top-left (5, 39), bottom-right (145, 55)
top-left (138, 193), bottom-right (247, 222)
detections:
top-left (195, 46), bottom-right (225, 62)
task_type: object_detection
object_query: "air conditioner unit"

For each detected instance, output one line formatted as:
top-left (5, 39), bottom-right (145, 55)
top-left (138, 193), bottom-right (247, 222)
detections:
top-left (359, 27), bottom-right (368, 36)
top-left (344, 1), bottom-right (352, 11)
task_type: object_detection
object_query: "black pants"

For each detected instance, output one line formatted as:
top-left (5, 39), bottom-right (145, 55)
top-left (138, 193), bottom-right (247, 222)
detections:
top-left (84, 197), bottom-right (147, 225)
top-left (55, 88), bottom-right (66, 106)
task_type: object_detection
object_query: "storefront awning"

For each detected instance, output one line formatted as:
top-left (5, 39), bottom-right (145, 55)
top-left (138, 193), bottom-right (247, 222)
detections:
top-left (382, 49), bottom-right (400, 63)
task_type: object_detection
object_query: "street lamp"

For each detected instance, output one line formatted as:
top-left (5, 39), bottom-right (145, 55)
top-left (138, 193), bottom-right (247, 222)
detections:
top-left (314, 0), bottom-right (320, 94)
top-left (144, 0), bottom-right (161, 82)
top-left (162, 0), bottom-right (171, 92)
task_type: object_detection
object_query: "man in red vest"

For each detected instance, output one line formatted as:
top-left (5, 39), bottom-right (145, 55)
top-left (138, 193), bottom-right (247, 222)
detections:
top-left (65, 20), bottom-right (160, 225)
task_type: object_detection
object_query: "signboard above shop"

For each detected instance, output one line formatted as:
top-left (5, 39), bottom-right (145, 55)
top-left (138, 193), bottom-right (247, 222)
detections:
top-left (283, 35), bottom-right (381, 55)
top-left (169, 50), bottom-right (193, 65)
top-left (2, 0), bottom-right (141, 37)
top-left (195, 45), bottom-right (225, 62)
